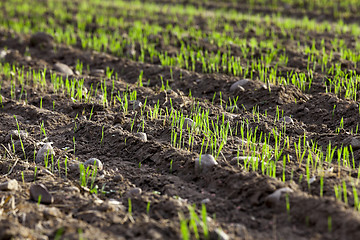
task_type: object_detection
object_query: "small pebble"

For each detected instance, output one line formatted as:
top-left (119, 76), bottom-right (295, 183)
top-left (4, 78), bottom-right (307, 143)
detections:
top-left (215, 228), bottom-right (230, 240)
top-left (350, 137), bottom-right (360, 150)
top-left (282, 116), bottom-right (294, 124)
top-left (195, 154), bottom-right (218, 173)
top-left (126, 187), bottom-right (142, 197)
top-left (0, 49), bottom-right (7, 59)
top-left (6, 130), bottom-right (28, 142)
top-left (35, 143), bottom-right (55, 164)
top-left (201, 198), bottom-right (210, 204)
top-left (134, 132), bottom-right (147, 142)
top-left (230, 79), bottom-right (250, 92)
top-left (0, 179), bottom-right (19, 191)
top-left (30, 184), bottom-right (54, 204)
top-left (84, 158), bottom-right (103, 171)
top-left (114, 174), bottom-right (124, 182)
top-left (91, 69), bottom-right (105, 75)
top-left (54, 62), bottom-right (74, 76)
top-left (183, 118), bottom-right (194, 129)
top-left (129, 100), bottom-right (142, 111)
top-left (265, 187), bottom-right (293, 208)
top-left (309, 175), bottom-right (316, 184)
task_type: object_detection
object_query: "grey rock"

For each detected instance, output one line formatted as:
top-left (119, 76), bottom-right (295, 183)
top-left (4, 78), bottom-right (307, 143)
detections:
top-left (6, 130), bottom-right (28, 142)
top-left (230, 79), bottom-right (250, 92)
top-left (8, 130), bottom-right (28, 140)
top-left (54, 62), bottom-right (74, 76)
top-left (129, 100), bottom-right (142, 111)
top-left (35, 143), bottom-right (55, 164)
top-left (265, 187), bottom-right (293, 208)
top-left (125, 43), bottom-right (136, 57)
top-left (215, 228), bottom-right (230, 240)
top-left (29, 32), bottom-right (54, 47)
top-left (126, 187), bottom-right (142, 197)
top-left (0, 49), bottom-right (8, 59)
top-left (201, 198), bottom-right (210, 204)
top-left (281, 116), bottom-right (294, 124)
top-left (114, 174), bottom-right (124, 182)
top-left (30, 184), bottom-right (54, 204)
top-left (0, 179), bottom-right (19, 191)
top-left (134, 132), bottom-right (147, 142)
top-left (350, 137), bottom-right (360, 150)
top-left (84, 158), bottom-right (103, 171)
top-left (195, 154), bottom-right (218, 173)
top-left (91, 69), bottom-right (104, 75)
top-left (183, 118), bottom-right (194, 129)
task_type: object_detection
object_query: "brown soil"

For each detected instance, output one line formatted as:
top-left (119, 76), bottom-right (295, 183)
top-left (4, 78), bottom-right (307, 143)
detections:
top-left (1, 1), bottom-right (360, 240)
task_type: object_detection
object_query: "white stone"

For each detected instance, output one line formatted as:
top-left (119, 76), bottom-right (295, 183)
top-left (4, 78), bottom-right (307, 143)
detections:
top-left (126, 187), bottom-right (142, 197)
top-left (201, 198), bottom-right (210, 204)
top-left (265, 187), bottom-right (293, 207)
top-left (134, 132), bottom-right (147, 142)
top-left (215, 228), bottom-right (230, 240)
top-left (281, 116), bottom-right (294, 124)
top-left (54, 62), bottom-right (74, 76)
top-left (195, 154), bottom-right (218, 172)
top-left (230, 79), bottom-right (250, 92)
top-left (183, 118), bottom-right (194, 129)
top-left (0, 179), bottom-right (19, 191)
top-left (84, 158), bottom-right (103, 171)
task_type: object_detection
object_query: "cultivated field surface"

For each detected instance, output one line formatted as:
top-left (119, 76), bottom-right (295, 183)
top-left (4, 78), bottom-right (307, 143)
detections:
top-left (1, 0), bottom-right (360, 239)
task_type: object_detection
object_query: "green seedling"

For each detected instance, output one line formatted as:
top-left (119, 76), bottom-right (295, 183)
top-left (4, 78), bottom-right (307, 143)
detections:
top-left (128, 198), bottom-right (132, 216)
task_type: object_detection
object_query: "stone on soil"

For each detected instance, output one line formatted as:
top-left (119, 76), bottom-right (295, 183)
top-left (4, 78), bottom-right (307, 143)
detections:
top-left (35, 143), bottom-right (55, 164)
top-left (201, 198), bottom-right (210, 204)
top-left (29, 32), bottom-right (54, 47)
top-left (114, 174), bottom-right (124, 182)
top-left (134, 132), bottom-right (147, 142)
top-left (0, 49), bottom-right (7, 59)
top-left (230, 79), bottom-right (250, 92)
top-left (183, 118), bottom-right (194, 129)
top-left (0, 179), bottom-right (19, 191)
top-left (30, 184), bottom-right (54, 204)
top-left (126, 187), bottom-right (142, 197)
top-left (129, 100), bottom-right (142, 111)
top-left (6, 130), bottom-right (28, 142)
top-left (350, 137), bottom-right (360, 150)
top-left (195, 154), bottom-right (218, 172)
top-left (91, 69), bottom-right (104, 76)
top-left (282, 116), bottom-right (294, 124)
top-left (265, 187), bottom-right (293, 208)
top-left (54, 62), bottom-right (74, 76)
top-left (84, 158), bottom-right (103, 171)
top-left (215, 228), bottom-right (230, 240)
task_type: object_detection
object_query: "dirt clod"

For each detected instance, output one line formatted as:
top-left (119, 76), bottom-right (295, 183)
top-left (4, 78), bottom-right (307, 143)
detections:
top-left (29, 32), bottom-right (54, 47)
